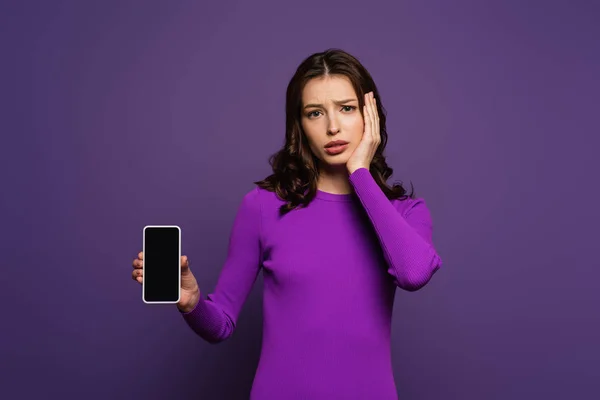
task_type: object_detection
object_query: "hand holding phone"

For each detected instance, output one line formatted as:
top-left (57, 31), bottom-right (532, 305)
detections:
top-left (131, 225), bottom-right (200, 311)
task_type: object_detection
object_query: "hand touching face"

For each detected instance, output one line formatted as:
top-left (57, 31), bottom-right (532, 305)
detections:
top-left (300, 75), bottom-right (365, 168)
top-left (345, 91), bottom-right (380, 174)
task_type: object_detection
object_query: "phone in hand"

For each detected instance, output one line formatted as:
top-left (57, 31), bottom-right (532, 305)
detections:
top-left (142, 225), bottom-right (181, 304)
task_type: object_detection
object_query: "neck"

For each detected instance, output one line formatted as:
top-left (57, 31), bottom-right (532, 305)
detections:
top-left (316, 164), bottom-right (352, 194)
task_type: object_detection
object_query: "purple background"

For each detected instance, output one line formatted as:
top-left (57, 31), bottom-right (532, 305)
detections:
top-left (2, 1), bottom-right (599, 399)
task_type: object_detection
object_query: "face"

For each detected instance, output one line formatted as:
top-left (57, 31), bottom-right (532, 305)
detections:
top-left (300, 75), bottom-right (364, 168)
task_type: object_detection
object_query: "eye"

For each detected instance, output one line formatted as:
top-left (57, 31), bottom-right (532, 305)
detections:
top-left (341, 105), bottom-right (356, 112)
top-left (307, 110), bottom-right (322, 118)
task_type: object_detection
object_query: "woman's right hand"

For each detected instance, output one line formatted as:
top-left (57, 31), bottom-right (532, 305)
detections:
top-left (132, 252), bottom-right (201, 313)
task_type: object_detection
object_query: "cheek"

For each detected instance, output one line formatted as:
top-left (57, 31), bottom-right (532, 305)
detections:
top-left (342, 115), bottom-right (364, 141)
top-left (301, 123), bottom-right (323, 152)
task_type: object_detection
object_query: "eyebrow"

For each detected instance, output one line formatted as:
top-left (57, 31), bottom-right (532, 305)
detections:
top-left (303, 98), bottom-right (358, 109)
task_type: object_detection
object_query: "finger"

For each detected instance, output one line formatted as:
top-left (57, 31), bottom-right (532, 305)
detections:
top-left (136, 276), bottom-right (142, 284)
top-left (370, 93), bottom-right (377, 139)
top-left (138, 251), bottom-right (143, 260)
top-left (367, 93), bottom-right (378, 143)
top-left (182, 255), bottom-right (189, 269)
top-left (132, 269), bottom-right (143, 280)
top-left (133, 259), bottom-right (142, 269)
top-left (363, 106), bottom-right (371, 138)
top-left (367, 93), bottom-right (375, 140)
top-left (363, 93), bottom-right (371, 137)
top-left (366, 93), bottom-right (372, 138)
top-left (372, 95), bottom-right (380, 143)
top-left (371, 93), bottom-right (379, 123)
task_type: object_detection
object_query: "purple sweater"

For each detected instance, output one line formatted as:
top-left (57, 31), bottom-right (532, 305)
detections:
top-left (181, 168), bottom-right (442, 399)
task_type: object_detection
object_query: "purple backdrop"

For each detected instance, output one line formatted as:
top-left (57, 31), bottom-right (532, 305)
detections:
top-left (2, 0), bottom-right (599, 399)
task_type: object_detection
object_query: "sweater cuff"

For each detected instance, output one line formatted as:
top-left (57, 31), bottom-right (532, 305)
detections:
top-left (179, 296), bottom-right (206, 318)
top-left (348, 167), bottom-right (372, 184)
top-left (348, 167), bottom-right (380, 195)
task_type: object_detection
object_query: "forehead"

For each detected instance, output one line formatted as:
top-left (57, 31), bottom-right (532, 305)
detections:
top-left (302, 75), bottom-right (357, 102)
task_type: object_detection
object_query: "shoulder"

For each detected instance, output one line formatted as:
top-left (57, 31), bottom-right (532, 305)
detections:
top-left (391, 196), bottom-right (433, 220)
top-left (238, 185), bottom-right (284, 213)
top-left (234, 186), bottom-right (285, 240)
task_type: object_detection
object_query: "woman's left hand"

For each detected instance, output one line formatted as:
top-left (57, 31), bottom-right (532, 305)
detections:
top-left (346, 91), bottom-right (381, 174)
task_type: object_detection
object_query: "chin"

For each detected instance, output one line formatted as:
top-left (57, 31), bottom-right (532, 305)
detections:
top-left (319, 153), bottom-right (350, 168)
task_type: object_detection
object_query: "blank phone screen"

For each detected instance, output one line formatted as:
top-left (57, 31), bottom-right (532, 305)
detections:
top-left (143, 226), bottom-right (180, 303)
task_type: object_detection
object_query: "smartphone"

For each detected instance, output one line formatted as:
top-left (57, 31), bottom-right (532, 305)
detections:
top-left (142, 225), bottom-right (181, 304)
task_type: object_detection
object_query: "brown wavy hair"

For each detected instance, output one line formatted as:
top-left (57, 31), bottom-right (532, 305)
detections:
top-left (255, 48), bottom-right (414, 215)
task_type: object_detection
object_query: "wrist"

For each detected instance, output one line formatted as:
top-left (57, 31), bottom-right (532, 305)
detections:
top-left (177, 287), bottom-right (200, 313)
top-left (347, 164), bottom-right (368, 175)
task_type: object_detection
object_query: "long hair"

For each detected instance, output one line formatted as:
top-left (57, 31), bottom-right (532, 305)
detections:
top-left (255, 48), bottom-right (414, 215)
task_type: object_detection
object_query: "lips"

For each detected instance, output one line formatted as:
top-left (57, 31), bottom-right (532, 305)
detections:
top-left (325, 140), bottom-right (349, 148)
top-left (324, 140), bottom-right (350, 155)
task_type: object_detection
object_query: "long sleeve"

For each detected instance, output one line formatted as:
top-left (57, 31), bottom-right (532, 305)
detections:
top-left (180, 187), bottom-right (263, 343)
top-left (349, 168), bottom-right (442, 291)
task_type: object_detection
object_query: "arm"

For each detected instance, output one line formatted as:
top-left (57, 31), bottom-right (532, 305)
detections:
top-left (180, 187), bottom-right (263, 343)
top-left (349, 168), bottom-right (442, 291)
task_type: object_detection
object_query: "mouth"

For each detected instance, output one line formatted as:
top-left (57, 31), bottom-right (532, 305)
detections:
top-left (324, 140), bottom-right (349, 148)
top-left (324, 140), bottom-right (349, 155)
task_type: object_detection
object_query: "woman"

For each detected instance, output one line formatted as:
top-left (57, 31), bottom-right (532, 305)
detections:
top-left (131, 48), bottom-right (442, 399)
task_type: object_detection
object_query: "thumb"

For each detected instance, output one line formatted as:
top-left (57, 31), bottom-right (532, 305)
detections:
top-left (181, 256), bottom-right (190, 270)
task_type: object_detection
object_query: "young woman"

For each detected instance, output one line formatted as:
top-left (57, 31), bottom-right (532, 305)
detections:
top-left (132, 49), bottom-right (442, 399)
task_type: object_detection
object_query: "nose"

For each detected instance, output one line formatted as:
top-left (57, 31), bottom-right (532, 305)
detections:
top-left (327, 115), bottom-right (340, 135)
